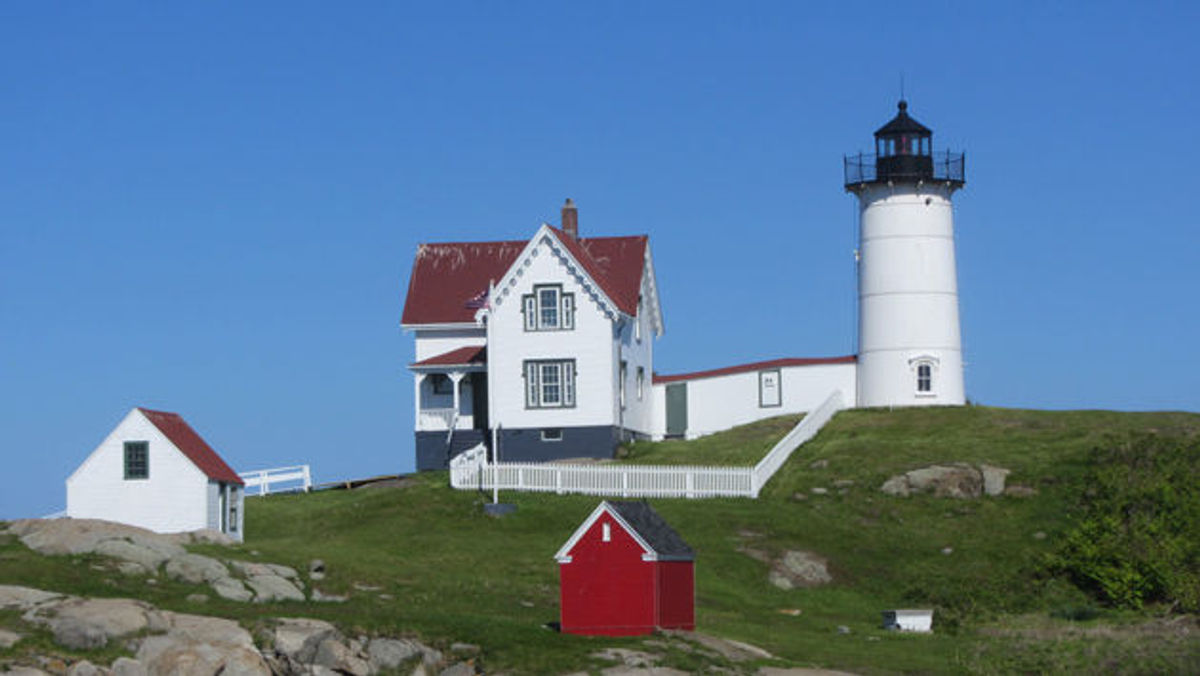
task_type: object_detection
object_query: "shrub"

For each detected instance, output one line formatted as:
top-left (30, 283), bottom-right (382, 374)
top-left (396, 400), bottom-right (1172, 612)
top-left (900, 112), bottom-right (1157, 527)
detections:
top-left (1048, 433), bottom-right (1200, 611)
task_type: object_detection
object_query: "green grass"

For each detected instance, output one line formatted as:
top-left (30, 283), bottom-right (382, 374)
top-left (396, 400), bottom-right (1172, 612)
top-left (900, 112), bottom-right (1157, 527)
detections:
top-left (3, 406), bottom-right (1200, 673)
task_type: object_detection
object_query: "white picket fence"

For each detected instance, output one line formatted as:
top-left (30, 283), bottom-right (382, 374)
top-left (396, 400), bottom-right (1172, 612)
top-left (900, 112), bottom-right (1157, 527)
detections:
top-left (450, 389), bottom-right (845, 499)
top-left (239, 465), bottom-right (313, 496)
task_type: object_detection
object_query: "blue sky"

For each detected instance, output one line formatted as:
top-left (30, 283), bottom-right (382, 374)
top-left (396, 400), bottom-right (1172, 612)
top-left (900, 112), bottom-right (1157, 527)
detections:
top-left (3, 2), bottom-right (1197, 519)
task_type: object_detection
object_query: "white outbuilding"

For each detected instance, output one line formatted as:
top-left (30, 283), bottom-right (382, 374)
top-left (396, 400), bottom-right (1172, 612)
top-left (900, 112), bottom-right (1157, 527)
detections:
top-left (66, 407), bottom-right (245, 541)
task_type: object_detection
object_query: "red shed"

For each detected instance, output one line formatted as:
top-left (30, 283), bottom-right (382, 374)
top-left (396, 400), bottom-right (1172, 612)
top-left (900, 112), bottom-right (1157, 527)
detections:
top-left (555, 501), bottom-right (695, 636)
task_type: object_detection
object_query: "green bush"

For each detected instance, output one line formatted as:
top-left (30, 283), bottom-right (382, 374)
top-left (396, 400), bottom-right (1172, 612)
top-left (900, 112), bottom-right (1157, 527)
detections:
top-left (1048, 433), bottom-right (1200, 611)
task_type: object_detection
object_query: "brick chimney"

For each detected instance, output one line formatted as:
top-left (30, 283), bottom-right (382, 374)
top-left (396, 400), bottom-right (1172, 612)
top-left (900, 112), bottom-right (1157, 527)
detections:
top-left (561, 198), bottom-right (578, 239)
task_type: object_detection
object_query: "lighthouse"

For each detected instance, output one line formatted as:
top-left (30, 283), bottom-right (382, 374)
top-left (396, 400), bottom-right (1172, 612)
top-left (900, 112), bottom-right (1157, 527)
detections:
top-left (845, 101), bottom-right (966, 407)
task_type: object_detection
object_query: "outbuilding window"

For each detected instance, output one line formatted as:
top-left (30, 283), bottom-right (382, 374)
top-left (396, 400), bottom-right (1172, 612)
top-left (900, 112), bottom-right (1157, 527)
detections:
top-left (124, 441), bottom-right (149, 480)
top-left (524, 359), bottom-right (576, 408)
top-left (523, 285), bottom-right (575, 331)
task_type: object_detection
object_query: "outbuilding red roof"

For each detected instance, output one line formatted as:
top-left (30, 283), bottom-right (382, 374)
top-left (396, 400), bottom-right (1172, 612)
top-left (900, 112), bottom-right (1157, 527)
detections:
top-left (138, 408), bottom-right (244, 485)
top-left (410, 345), bottom-right (487, 368)
top-left (401, 228), bottom-right (647, 326)
top-left (653, 356), bottom-right (857, 384)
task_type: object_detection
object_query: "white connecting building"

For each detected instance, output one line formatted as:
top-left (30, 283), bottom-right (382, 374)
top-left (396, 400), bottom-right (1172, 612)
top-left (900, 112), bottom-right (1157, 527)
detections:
top-left (402, 100), bottom-right (967, 468)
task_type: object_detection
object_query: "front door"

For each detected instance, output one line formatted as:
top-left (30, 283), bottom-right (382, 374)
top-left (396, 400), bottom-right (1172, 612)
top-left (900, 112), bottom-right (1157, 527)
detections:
top-left (666, 383), bottom-right (688, 438)
top-left (471, 373), bottom-right (488, 431)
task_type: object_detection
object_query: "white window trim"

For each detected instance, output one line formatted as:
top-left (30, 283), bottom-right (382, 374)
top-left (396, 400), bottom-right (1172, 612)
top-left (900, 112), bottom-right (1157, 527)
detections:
top-left (908, 356), bottom-right (940, 397)
top-left (524, 359), bottom-right (577, 409)
top-left (522, 284), bottom-right (575, 332)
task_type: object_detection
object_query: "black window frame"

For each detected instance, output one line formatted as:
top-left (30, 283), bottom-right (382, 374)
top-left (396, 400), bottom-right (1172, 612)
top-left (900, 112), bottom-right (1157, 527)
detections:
top-left (124, 441), bottom-right (149, 480)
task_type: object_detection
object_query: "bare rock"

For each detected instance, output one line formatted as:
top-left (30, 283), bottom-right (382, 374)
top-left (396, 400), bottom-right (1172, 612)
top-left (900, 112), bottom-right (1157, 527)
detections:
top-left (880, 475), bottom-right (910, 497)
top-left (664, 631), bottom-right (774, 661)
top-left (600, 669), bottom-right (690, 676)
top-left (265, 563), bottom-right (300, 580)
top-left (0, 627), bottom-right (23, 648)
top-left (314, 637), bottom-right (371, 676)
top-left (769, 551), bottom-right (832, 589)
top-left (168, 529), bottom-right (235, 546)
top-left (367, 637), bottom-right (443, 669)
top-left (228, 560), bottom-right (276, 577)
top-left (30, 597), bottom-right (163, 650)
top-left (439, 662), bottom-right (476, 676)
top-left (272, 617), bottom-right (338, 661)
top-left (4, 667), bottom-right (52, 676)
top-left (93, 540), bottom-right (169, 572)
top-left (1005, 484), bottom-right (1038, 497)
top-left (247, 574), bottom-right (305, 602)
top-left (980, 465), bottom-right (1011, 496)
top-left (211, 576), bottom-right (254, 602)
top-left (116, 562), bottom-right (150, 576)
top-left (109, 658), bottom-right (146, 676)
top-left (591, 648), bottom-right (660, 668)
top-left (310, 588), bottom-right (348, 603)
top-left (165, 553), bottom-right (230, 585)
top-left (137, 611), bottom-right (267, 676)
top-left (65, 660), bottom-right (101, 676)
top-left (450, 642), bottom-right (479, 654)
top-left (0, 585), bottom-right (63, 610)
top-left (52, 619), bottom-right (108, 650)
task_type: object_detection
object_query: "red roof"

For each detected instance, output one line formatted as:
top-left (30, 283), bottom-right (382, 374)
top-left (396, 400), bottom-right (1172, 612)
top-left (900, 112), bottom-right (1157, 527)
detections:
top-left (401, 228), bottom-right (647, 325)
top-left (653, 356), bottom-right (857, 384)
top-left (137, 408), bottom-right (244, 485)
top-left (410, 345), bottom-right (487, 368)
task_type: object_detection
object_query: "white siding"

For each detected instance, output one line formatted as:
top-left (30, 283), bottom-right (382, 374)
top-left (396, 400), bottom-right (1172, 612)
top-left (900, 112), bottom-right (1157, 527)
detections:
top-left (650, 362), bottom-right (857, 439)
top-left (488, 233), bottom-right (617, 431)
top-left (612, 270), bottom-right (654, 437)
top-left (66, 409), bottom-right (210, 534)
top-left (413, 328), bottom-right (485, 362)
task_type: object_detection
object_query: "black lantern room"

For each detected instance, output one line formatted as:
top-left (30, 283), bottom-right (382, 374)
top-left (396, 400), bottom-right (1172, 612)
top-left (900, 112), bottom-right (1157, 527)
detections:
top-left (844, 100), bottom-right (964, 190)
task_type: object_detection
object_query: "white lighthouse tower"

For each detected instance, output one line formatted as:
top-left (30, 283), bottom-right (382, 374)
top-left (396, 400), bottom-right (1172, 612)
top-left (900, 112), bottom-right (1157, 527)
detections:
top-left (845, 100), bottom-right (966, 407)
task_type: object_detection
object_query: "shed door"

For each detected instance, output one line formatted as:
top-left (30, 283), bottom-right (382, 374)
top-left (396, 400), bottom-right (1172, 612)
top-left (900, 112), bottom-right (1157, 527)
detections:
top-left (666, 383), bottom-right (687, 438)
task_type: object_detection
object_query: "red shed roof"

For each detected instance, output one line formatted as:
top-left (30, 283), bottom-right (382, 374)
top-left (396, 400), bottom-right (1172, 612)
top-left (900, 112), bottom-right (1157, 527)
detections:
top-left (138, 408), bottom-right (244, 485)
top-left (410, 345), bottom-right (487, 368)
top-left (653, 356), bottom-right (857, 384)
top-left (401, 228), bottom-right (647, 326)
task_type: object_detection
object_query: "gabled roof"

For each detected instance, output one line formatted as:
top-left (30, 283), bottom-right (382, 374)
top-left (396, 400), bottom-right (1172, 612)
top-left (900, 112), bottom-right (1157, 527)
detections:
top-left (401, 228), bottom-right (649, 326)
top-left (410, 345), bottom-right (487, 369)
top-left (554, 501), bottom-right (695, 563)
top-left (653, 356), bottom-right (857, 384)
top-left (137, 408), bottom-right (244, 485)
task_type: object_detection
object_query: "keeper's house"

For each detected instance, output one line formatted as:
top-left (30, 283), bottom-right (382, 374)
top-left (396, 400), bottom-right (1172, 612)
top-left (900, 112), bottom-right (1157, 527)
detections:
top-left (66, 407), bottom-right (245, 541)
top-left (555, 501), bottom-right (695, 636)
top-left (401, 200), bottom-right (664, 469)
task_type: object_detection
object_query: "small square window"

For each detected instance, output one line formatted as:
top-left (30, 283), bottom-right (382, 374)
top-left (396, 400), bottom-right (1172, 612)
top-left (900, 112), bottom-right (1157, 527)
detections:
top-left (541, 428), bottom-right (563, 442)
top-left (124, 441), bottom-right (148, 480)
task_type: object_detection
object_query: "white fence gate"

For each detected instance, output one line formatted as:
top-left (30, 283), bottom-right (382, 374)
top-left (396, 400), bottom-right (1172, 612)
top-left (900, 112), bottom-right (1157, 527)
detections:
top-left (450, 389), bottom-right (844, 499)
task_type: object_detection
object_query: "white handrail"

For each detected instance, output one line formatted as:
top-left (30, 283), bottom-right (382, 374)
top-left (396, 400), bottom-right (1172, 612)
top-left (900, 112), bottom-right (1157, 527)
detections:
top-left (751, 389), bottom-right (844, 496)
top-left (239, 465), bottom-right (313, 496)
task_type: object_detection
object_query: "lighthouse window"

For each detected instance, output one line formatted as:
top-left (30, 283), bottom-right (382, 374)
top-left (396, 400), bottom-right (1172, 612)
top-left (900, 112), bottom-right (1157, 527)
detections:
top-left (917, 364), bottom-right (933, 392)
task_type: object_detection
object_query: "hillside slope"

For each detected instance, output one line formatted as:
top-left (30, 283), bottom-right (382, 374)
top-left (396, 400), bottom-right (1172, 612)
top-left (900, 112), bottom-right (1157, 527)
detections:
top-left (3, 406), bottom-right (1199, 673)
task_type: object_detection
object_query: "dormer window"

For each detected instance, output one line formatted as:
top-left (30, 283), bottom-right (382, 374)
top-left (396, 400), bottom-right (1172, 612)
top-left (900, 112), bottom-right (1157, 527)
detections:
top-left (523, 285), bottom-right (574, 331)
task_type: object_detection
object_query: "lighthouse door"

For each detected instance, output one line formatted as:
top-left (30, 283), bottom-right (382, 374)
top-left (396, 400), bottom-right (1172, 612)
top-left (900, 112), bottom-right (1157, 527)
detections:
top-left (665, 383), bottom-right (688, 438)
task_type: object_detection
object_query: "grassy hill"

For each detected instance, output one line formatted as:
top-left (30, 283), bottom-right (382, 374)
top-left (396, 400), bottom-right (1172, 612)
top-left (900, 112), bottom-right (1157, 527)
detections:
top-left (3, 406), bottom-right (1199, 673)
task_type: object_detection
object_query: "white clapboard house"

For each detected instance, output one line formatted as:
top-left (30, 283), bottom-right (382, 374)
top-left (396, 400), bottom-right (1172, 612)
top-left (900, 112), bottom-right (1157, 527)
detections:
top-left (402, 200), bottom-right (664, 469)
top-left (66, 407), bottom-right (245, 541)
top-left (404, 101), bottom-right (969, 467)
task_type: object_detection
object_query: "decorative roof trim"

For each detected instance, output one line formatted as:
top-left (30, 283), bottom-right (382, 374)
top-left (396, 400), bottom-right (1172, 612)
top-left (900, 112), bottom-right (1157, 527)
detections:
top-left (490, 224), bottom-right (620, 322)
top-left (553, 501), bottom-right (659, 563)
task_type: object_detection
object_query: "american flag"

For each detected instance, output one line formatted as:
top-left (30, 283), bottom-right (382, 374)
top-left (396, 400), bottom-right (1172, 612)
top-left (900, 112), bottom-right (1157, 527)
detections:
top-left (464, 288), bottom-right (490, 309)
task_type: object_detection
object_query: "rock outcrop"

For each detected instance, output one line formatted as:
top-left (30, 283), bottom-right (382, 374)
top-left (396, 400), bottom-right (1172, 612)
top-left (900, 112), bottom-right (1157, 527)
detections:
top-left (880, 463), bottom-right (1012, 498)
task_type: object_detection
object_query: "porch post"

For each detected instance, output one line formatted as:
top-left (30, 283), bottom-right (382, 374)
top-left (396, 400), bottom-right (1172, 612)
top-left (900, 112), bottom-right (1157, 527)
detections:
top-left (449, 372), bottom-right (465, 429)
top-left (413, 373), bottom-right (426, 429)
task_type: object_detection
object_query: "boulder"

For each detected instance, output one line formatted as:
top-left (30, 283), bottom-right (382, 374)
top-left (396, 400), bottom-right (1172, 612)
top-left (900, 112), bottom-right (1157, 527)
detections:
top-left (210, 576), bottom-right (253, 602)
top-left (980, 465), bottom-right (1011, 496)
top-left (905, 464), bottom-right (982, 498)
top-left (136, 611), bottom-right (268, 676)
top-left (272, 617), bottom-right (338, 662)
top-left (313, 637), bottom-right (370, 676)
top-left (31, 597), bottom-right (164, 650)
top-left (51, 619), bottom-right (108, 650)
top-left (880, 475), bottom-right (910, 496)
top-left (3, 667), bottom-right (52, 676)
top-left (246, 574), bottom-right (305, 602)
top-left (367, 637), bottom-right (443, 670)
top-left (109, 658), bottom-right (147, 676)
top-left (65, 660), bottom-right (101, 676)
top-left (165, 554), bottom-right (230, 585)
top-left (439, 663), bottom-right (476, 676)
top-left (769, 551), bottom-right (832, 589)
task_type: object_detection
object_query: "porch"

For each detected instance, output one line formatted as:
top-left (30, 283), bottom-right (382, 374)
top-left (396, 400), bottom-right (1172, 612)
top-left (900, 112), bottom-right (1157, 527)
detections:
top-left (411, 345), bottom-right (489, 434)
